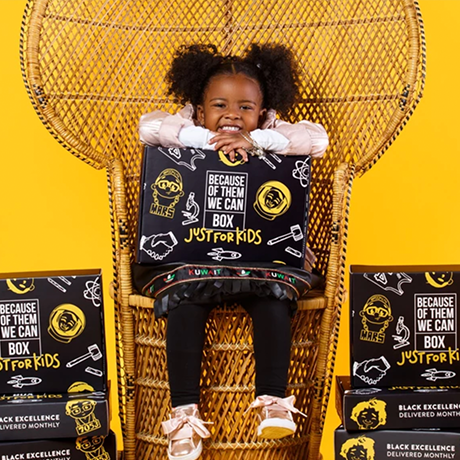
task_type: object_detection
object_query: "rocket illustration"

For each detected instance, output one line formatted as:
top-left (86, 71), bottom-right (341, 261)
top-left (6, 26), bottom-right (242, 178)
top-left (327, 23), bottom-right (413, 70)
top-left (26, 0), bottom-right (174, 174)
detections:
top-left (7, 375), bottom-right (42, 388)
top-left (421, 368), bottom-right (456, 381)
top-left (207, 248), bottom-right (242, 262)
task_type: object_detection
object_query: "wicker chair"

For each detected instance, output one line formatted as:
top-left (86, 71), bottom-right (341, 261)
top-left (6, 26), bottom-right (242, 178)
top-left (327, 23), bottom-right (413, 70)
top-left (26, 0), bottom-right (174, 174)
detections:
top-left (20, 0), bottom-right (426, 459)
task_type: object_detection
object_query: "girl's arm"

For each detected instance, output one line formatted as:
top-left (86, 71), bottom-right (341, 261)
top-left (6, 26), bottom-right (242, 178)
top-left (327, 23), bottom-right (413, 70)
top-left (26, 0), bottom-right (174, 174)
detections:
top-left (260, 113), bottom-right (329, 158)
top-left (139, 106), bottom-right (328, 158)
top-left (210, 113), bottom-right (329, 159)
top-left (138, 105), bottom-right (196, 147)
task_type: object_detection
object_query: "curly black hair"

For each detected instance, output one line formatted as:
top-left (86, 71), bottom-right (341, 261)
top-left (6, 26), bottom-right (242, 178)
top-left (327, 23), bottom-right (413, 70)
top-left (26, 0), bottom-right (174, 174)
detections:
top-left (166, 43), bottom-right (300, 117)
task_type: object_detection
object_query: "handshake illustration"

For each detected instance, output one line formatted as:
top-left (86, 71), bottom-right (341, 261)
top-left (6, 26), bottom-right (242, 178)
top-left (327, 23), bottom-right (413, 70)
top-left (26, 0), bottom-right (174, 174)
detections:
top-left (353, 356), bottom-right (390, 386)
top-left (140, 231), bottom-right (178, 261)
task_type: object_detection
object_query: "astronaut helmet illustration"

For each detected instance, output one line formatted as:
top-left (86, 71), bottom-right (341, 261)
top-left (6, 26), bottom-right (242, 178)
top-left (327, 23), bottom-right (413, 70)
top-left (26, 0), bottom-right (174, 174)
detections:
top-left (48, 303), bottom-right (86, 343)
top-left (253, 180), bottom-right (291, 221)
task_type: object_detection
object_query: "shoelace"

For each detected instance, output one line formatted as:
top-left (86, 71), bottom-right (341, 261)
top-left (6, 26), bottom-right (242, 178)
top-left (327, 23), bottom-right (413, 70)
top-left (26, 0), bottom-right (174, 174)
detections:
top-left (162, 413), bottom-right (213, 439)
top-left (246, 395), bottom-right (308, 418)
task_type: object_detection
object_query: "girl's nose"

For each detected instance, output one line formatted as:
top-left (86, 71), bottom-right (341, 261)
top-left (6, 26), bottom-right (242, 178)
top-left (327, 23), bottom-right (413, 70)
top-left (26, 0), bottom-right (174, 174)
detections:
top-left (225, 107), bottom-right (241, 119)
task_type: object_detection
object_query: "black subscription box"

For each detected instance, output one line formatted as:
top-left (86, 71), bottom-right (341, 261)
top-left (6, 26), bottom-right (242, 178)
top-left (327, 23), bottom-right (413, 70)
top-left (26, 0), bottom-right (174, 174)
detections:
top-left (0, 270), bottom-right (106, 393)
top-left (0, 430), bottom-right (116, 460)
top-left (0, 392), bottom-right (108, 440)
top-left (351, 265), bottom-right (460, 388)
top-left (335, 426), bottom-right (460, 460)
top-left (137, 146), bottom-right (311, 268)
top-left (336, 375), bottom-right (460, 430)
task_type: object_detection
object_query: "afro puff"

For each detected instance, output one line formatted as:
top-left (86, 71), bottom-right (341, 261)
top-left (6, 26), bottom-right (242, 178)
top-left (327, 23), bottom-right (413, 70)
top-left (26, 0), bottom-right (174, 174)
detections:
top-left (166, 43), bottom-right (300, 117)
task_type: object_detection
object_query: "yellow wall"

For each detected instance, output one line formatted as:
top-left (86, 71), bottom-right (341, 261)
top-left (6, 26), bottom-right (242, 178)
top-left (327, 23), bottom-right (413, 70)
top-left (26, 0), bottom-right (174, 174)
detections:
top-left (322, 1), bottom-right (460, 458)
top-left (0, 0), bottom-right (118, 437)
top-left (1, 1), bottom-right (459, 458)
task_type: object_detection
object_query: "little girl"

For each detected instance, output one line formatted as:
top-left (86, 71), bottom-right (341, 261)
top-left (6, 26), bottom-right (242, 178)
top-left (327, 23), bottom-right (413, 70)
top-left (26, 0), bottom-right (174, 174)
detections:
top-left (139, 43), bottom-right (328, 460)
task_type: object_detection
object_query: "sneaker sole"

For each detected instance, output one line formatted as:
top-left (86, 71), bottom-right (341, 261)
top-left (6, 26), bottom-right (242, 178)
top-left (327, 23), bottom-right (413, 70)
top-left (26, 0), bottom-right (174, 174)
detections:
top-left (168, 440), bottom-right (202, 460)
top-left (258, 419), bottom-right (296, 439)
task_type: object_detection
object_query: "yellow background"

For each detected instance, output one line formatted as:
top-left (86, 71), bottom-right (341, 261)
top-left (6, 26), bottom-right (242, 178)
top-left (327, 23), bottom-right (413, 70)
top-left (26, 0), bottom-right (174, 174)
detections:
top-left (0, 1), bottom-right (459, 458)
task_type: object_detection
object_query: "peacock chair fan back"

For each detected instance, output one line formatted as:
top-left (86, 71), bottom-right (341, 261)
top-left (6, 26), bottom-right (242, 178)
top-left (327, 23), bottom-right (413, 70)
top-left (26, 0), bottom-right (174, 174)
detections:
top-left (20, 0), bottom-right (425, 274)
top-left (20, 1), bottom-right (425, 459)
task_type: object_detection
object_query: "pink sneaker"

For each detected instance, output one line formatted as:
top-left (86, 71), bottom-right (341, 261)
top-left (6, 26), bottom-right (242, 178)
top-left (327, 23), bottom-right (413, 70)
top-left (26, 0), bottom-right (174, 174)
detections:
top-left (247, 395), bottom-right (307, 439)
top-left (162, 404), bottom-right (212, 460)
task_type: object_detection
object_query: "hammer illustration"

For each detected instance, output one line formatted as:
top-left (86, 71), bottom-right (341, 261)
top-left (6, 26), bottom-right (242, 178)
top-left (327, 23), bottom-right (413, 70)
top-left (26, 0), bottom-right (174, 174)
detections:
top-left (267, 224), bottom-right (303, 246)
top-left (67, 344), bottom-right (102, 368)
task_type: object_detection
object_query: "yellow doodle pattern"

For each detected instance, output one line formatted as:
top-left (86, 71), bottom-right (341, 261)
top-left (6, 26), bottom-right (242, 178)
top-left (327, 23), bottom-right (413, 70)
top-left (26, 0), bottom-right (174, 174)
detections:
top-left (76, 435), bottom-right (111, 460)
top-left (150, 168), bottom-right (184, 219)
top-left (340, 436), bottom-right (375, 460)
top-left (350, 399), bottom-right (387, 429)
top-left (66, 399), bottom-right (102, 435)
top-left (253, 180), bottom-right (291, 221)
top-left (425, 271), bottom-right (454, 288)
top-left (6, 279), bottom-right (35, 295)
top-left (48, 304), bottom-right (86, 343)
top-left (360, 295), bottom-right (393, 344)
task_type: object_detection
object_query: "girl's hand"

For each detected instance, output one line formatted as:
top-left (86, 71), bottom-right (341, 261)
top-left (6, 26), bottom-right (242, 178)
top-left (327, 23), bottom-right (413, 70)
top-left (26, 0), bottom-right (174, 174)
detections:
top-left (209, 131), bottom-right (253, 162)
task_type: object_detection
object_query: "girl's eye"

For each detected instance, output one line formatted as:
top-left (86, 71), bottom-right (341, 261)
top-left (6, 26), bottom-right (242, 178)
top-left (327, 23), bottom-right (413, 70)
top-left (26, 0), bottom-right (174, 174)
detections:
top-left (241, 106), bottom-right (253, 110)
top-left (213, 103), bottom-right (225, 108)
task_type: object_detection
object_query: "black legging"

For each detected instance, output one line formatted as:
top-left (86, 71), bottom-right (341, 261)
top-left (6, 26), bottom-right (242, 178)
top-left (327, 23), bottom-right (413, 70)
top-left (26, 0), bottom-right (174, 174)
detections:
top-left (166, 296), bottom-right (292, 407)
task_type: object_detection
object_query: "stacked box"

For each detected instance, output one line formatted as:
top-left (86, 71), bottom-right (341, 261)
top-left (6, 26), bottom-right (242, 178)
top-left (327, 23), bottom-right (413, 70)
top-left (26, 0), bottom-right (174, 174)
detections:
top-left (0, 270), bottom-right (107, 393)
top-left (0, 430), bottom-right (116, 460)
top-left (335, 426), bottom-right (460, 459)
top-left (0, 392), bottom-right (109, 440)
top-left (336, 375), bottom-right (460, 430)
top-left (334, 265), bottom-right (460, 458)
top-left (0, 270), bottom-right (114, 455)
top-left (350, 265), bottom-right (460, 388)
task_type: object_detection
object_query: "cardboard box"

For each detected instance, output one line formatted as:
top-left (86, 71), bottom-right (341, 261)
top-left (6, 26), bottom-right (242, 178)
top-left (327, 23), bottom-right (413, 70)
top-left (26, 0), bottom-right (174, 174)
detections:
top-left (0, 392), bottom-right (108, 441)
top-left (0, 270), bottom-right (106, 393)
top-left (0, 430), bottom-right (116, 460)
top-left (336, 375), bottom-right (460, 431)
top-left (137, 146), bottom-right (311, 268)
top-left (350, 265), bottom-right (460, 388)
top-left (335, 426), bottom-right (460, 460)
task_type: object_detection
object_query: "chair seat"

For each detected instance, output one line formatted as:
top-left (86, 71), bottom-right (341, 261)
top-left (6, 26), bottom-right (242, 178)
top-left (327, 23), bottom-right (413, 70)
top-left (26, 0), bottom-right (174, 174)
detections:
top-left (125, 285), bottom-right (326, 460)
top-left (127, 291), bottom-right (326, 312)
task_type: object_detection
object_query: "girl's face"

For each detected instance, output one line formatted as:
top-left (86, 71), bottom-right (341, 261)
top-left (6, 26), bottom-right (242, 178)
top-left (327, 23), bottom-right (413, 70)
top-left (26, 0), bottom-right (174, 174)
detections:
top-left (197, 73), bottom-right (266, 132)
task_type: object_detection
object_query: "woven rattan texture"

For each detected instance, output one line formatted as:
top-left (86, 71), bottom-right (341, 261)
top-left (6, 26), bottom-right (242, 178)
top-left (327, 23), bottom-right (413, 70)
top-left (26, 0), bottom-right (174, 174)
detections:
top-left (20, 1), bottom-right (425, 459)
top-left (132, 305), bottom-right (321, 458)
top-left (20, 0), bottom-right (425, 273)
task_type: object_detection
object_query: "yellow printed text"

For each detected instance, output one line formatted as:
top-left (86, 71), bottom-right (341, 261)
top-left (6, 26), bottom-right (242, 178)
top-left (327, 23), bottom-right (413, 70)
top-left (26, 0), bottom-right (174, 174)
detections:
top-left (184, 227), bottom-right (262, 245)
top-left (396, 348), bottom-right (460, 366)
top-left (0, 353), bottom-right (60, 372)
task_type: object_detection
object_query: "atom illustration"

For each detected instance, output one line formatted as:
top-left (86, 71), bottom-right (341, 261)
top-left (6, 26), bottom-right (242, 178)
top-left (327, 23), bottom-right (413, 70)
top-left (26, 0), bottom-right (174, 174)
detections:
top-left (292, 158), bottom-right (310, 188)
top-left (84, 277), bottom-right (102, 307)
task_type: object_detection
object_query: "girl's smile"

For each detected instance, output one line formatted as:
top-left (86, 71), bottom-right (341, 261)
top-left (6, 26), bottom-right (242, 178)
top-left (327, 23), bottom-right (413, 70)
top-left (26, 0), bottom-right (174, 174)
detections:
top-left (197, 73), bottom-right (266, 132)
